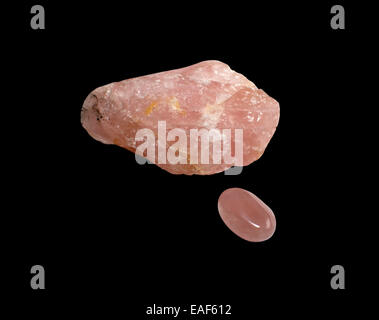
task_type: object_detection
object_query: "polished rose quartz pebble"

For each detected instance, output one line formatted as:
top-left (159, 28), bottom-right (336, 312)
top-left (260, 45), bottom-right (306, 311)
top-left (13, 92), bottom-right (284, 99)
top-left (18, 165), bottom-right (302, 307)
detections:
top-left (81, 60), bottom-right (279, 175)
top-left (218, 188), bottom-right (276, 242)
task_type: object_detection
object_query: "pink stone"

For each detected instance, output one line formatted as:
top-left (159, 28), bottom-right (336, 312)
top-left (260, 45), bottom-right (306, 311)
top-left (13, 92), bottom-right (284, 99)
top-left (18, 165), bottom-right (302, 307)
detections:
top-left (81, 60), bottom-right (279, 175)
top-left (218, 188), bottom-right (276, 242)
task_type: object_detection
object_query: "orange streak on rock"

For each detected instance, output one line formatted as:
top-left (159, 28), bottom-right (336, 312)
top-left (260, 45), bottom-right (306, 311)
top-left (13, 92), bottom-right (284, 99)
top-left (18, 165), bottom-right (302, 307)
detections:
top-left (145, 101), bottom-right (158, 115)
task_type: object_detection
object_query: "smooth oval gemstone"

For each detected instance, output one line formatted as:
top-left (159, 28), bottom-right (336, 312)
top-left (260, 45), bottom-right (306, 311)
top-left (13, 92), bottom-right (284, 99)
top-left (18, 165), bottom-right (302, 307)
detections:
top-left (218, 188), bottom-right (276, 242)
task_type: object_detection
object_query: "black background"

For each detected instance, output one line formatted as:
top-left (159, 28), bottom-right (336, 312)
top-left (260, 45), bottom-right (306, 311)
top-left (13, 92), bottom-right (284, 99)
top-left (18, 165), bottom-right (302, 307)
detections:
top-left (3, 1), bottom-right (377, 318)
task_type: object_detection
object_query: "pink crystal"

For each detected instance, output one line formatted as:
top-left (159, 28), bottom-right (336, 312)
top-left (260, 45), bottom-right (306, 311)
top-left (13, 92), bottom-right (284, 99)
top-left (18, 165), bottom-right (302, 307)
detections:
top-left (218, 188), bottom-right (276, 242)
top-left (81, 60), bottom-right (279, 175)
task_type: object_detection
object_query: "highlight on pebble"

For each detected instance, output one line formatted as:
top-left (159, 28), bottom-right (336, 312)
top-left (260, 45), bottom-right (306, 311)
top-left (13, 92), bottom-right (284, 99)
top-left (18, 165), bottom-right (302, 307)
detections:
top-left (81, 60), bottom-right (280, 175)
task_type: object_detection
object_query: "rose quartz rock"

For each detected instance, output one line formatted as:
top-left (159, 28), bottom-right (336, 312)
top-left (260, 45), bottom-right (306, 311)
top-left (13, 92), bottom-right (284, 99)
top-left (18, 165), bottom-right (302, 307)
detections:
top-left (81, 60), bottom-right (279, 175)
top-left (218, 188), bottom-right (276, 242)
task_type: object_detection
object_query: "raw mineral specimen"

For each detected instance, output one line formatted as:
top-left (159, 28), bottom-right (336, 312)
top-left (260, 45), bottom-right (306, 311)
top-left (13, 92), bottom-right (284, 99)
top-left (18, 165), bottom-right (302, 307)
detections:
top-left (218, 188), bottom-right (276, 242)
top-left (81, 60), bottom-right (279, 175)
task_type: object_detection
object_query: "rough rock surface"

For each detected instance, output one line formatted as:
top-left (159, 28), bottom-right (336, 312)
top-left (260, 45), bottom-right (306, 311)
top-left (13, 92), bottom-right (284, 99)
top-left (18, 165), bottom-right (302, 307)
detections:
top-left (81, 60), bottom-right (279, 175)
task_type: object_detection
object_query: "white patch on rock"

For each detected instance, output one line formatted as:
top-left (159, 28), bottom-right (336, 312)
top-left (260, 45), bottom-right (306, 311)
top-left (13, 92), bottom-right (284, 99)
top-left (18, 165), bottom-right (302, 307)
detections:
top-left (200, 103), bottom-right (224, 128)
